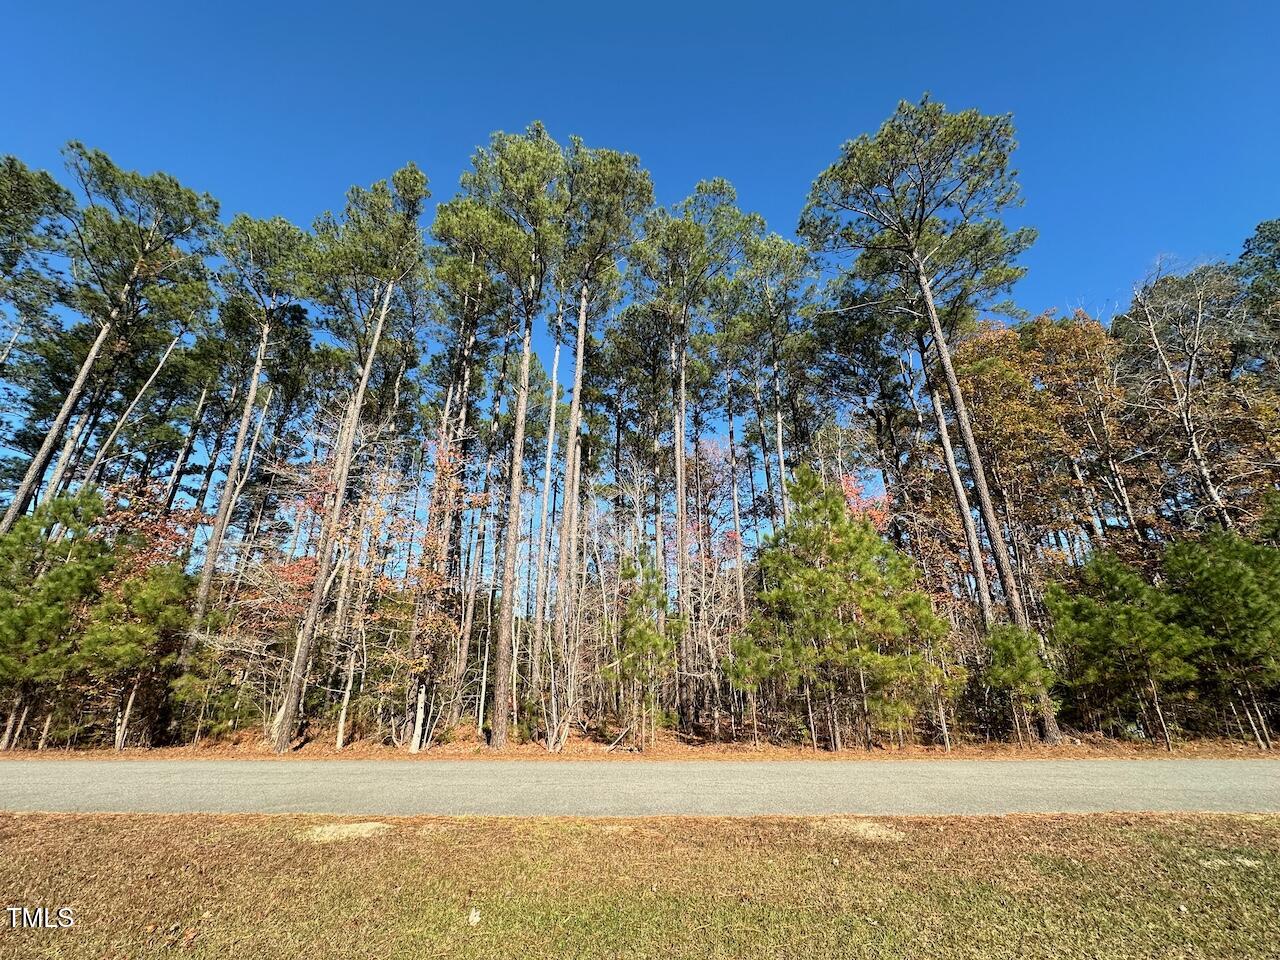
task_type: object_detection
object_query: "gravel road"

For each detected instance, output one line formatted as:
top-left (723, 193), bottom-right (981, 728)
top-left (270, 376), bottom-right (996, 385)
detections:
top-left (1, 758), bottom-right (1276, 816)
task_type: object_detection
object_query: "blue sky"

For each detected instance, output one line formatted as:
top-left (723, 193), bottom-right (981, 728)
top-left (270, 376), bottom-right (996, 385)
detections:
top-left (4, 0), bottom-right (1277, 321)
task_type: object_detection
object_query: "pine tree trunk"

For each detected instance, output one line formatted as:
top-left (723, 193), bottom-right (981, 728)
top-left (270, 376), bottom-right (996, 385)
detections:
top-left (491, 307), bottom-right (535, 750)
top-left (440, 300), bottom-right (480, 583)
top-left (1148, 676), bottom-right (1173, 751)
top-left (0, 319), bottom-right (22, 369)
top-left (190, 319), bottom-right (271, 637)
top-left (770, 353), bottom-right (790, 525)
top-left (751, 376), bottom-right (781, 531)
top-left (805, 683), bottom-right (819, 751)
top-left (1, 319), bottom-right (115, 534)
top-left (551, 284), bottom-right (590, 717)
top-left (671, 311), bottom-right (692, 726)
top-left (1, 254), bottom-right (150, 533)
top-left (1246, 683), bottom-right (1273, 749)
top-left (409, 680), bottom-right (428, 753)
top-left (84, 331), bottom-right (183, 484)
top-left (271, 281), bottom-right (395, 753)
top-left (449, 327), bottom-right (512, 727)
top-left (188, 387), bottom-right (237, 534)
top-left (164, 385), bottom-right (209, 512)
top-left (0, 694), bottom-right (21, 751)
top-left (927, 379), bottom-right (996, 630)
top-left (44, 408), bottom-right (95, 505)
top-left (115, 677), bottom-right (140, 751)
top-left (935, 691), bottom-right (951, 752)
top-left (10, 702), bottom-right (30, 749)
top-left (531, 299), bottom-right (565, 694)
top-left (915, 264), bottom-right (1062, 745)
top-left (336, 643), bottom-right (358, 750)
top-left (1236, 691), bottom-right (1267, 750)
top-left (651, 412), bottom-right (666, 636)
top-left (726, 385), bottom-right (747, 622)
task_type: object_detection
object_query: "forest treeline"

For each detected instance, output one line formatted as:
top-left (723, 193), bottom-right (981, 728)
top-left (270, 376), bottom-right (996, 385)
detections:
top-left (1, 97), bottom-right (1277, 754)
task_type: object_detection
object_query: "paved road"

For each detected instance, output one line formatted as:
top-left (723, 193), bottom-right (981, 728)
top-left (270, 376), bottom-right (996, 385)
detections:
top-left (0, 759), bottom-right (1275, 816)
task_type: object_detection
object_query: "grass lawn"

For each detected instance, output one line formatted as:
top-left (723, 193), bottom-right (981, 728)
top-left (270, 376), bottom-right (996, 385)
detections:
top-left (1, 812), bottom-right (1277, 959)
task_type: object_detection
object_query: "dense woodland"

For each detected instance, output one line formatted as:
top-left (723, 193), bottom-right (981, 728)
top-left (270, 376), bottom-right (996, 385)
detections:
top-left (0, 97), bottom-right (1277, 755)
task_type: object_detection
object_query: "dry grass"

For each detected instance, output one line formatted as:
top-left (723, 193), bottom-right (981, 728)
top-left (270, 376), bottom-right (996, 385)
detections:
top-left (1, 812), bottom-right (1277, 958)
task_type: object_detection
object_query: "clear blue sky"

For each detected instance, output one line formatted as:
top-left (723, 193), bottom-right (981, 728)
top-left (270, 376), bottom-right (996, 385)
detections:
top-left (5, 0), bottom-right (1277, 320)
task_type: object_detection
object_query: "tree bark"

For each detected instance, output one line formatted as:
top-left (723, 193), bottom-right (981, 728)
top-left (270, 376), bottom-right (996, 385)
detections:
top-left (927, 378), bottom-right (996, 630)
top-left (0, 256), bottom-right (146, 533)
top-left (530, 298), bottom-right (565, 694)
top-left (726, 384), bottom-right (747, 621)
top-left (0, 694), bottom-right (21, 751)
top-left (164, 385), bottom-right (209, 512)
top-left (769, 349), bottom-right (791, 525)
top-left (336, 643), bottom-right (358, 750)
top-left (189, 318), bottom-right (271, 636)
top-left (1, 319), bottom-right (115, 533)
top-left (550, 283), bottom-right (591, 719)
top-left (271, 280), bottom-right (395, 752)
top-left (1149, 676), bottom-right (1173, 752)
top-left (44, 408), bottom-right (93, 505)
top-left (115, 676), bottom-right (140, 751)
top-left (490, 306), bottom-right (535, 750)
top-left (448, 323), bottom-right (513, 727)
top-left (84, 330), bottom-right (183, 484)
top-left (0, 319), bottom-right (22, 370)
top-left (915, 264), bottom-right (1062, 744)
top-left (671, 309), bottom-right (692, 725)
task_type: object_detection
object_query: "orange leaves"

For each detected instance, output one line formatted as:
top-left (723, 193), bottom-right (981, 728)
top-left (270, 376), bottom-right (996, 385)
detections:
top-left (94, 482), bottom-right (192, 585)
top-left (840, 473), bottom-right (889, 531)
top-left (274, 556), bottom-right (318, 591)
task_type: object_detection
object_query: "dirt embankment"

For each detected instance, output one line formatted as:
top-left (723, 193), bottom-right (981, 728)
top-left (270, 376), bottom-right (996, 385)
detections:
top-left (7, 728), bottom-right (1272, 762)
